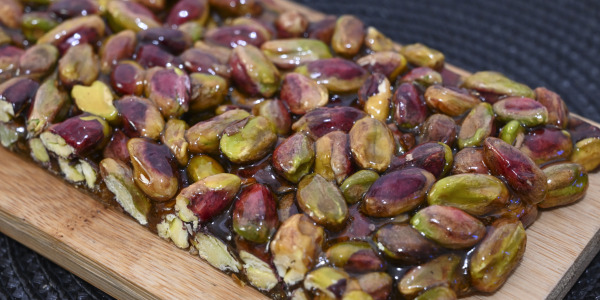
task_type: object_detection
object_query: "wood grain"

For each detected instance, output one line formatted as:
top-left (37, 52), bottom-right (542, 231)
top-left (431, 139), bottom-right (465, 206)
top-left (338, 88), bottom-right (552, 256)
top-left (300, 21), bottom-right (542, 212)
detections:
top-left (0, 1), bottom-right (599, 300)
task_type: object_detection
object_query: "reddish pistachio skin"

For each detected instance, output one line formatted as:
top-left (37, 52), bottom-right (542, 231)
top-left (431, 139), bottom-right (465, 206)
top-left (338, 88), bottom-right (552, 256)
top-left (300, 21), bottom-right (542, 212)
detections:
top-left (114, 96), bottom-right (165, 140)
top-left (275, 11), bottom-right (308, 38)
top-left (49, 0), bottom-right (99, 19)
top-left (230, 45), bottom-right (280, 98)
top-left (493, 96), bottom-right (548, 127)
top-left (103, 129), bottom-right (130, 164)
top-left (458, 102), bottom-right (495, 149)
top-left (363, 168), bottom-right (435, 217)
top-left (295, 58), bottom-right (368, 93)
top-left (535, 87), bottom-right (569, 129)
top-left (180, 48), bottom-right (230, 78)
top-left (128, 138), bottom-right (178, 202)
top-left (0, 0), bottom-right (22, 28)
top-left (37, 15), bottom-right (105, 54)
top-left (568, 116), bottom-right (600, 143)
top-left (374, 223), bottom-right (442, 264)
top-left (307, 16), bottom-right (337, 44)
top-left (182, 174), bottom-right (241, 222)
top-left (110, 61), bottom-right (145, 96)
top-left (280, 73), bottom-right (328, 115)
top-left (390, 142), bottom-right (453, 179)
top-left (483, 137), bottom-right (547, 204)
top-left (452, 148), bottom-right (490, 175)
top-left (0, 46), bottom-right (24, 81)
top-left (48, 115), bottom-right (110, 156)
top-left (519, 127), bottom-right (573, 165)
top-left (419, 114), bottom-right (457, 146)
top-left (393, 82), bottom-right (428, 129)
top-left (331, 15), bottom-right (365, 57)
top-left (209, 0), bottom-right (262, 16)
top-left (411, 205), bottom-right (486, 249)
top-left (136, 44), bottom-right (181, 69)
top-left (205, 25), bottom-right (268, 49)
top-left (145, 67), bottom-right (191, 118)
top-left (0, 77), bottom-right (39, 118)
top-left (137, 28), bottom-right (192, 55)
top-left (99, 30), bottom-right (136, 73)
top-left (232, 184), bottom-right (279, 243)
top-left (424, 85), bottom-right (481, 117)
top-left (166, 0), bottom-right (209, 27)
top-left (292, 106), bottom-right (367, 139)
top-left (18, 44), bottom-right (59, 79)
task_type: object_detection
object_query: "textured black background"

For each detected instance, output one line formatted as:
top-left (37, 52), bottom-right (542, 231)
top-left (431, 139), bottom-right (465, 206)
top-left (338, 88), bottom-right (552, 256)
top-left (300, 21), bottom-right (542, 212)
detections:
top-left (1, 0), bottom-right (600, 299)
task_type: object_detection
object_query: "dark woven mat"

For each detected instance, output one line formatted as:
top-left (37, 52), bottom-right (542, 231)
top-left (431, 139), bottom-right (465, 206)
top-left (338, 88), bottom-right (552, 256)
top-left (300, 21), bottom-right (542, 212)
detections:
top-left (2, 0), bottom-right (600, 299)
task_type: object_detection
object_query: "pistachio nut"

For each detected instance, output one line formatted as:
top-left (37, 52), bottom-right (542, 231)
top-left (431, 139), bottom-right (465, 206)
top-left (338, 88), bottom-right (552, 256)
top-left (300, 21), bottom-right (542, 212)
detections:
top-left (535, 87), bottom-right (569, 129)
top-left (128, 138), bottom-right (178, 202)
top-left (18, 43), bottom-right (58, 79)
top-left (539, 163), bottom-right (588, 208)
top-left (374, 223), bottom-right (441, 264)
top-left (0, 77), bottom-right (39, 122)
top-left (307, 16), bottom-right (336, 44)
top-left (297, 174), bottom-right (348, 229)
top-left (157, 214), bottom-right (189, 249)
top-left (106, 0), bottom-right (160, 32)
top-left (162, 119), bottom-right (189, 166)
top-left (41, 114), bottom-right (111, 159)
top-left (71, 81), bottom-right (118, 123)
top-left (187, 154), bottom-right (224, 182)
top-left (102, 129), bottom-right (130, 164)
top-left (166, 0), bottom-right (209, 27)
top-left (398, 254), bottom-right (463, 297)
top-left (357, 52), bottom-right (407, 81)
top-left (179, 48), bottom-right (230, 78)
top-left (411, 205), bottom-right (486, 249)
top-left (292, 106), bottom-right (367, 139)
top-left (100, 158), bottom-right (151, 225)
top-left (363, 167), bottom-right (435, 217)
top-left (144, 67), bottom-right (191, 118)
top-left (326, 241), bottom-right (385, 273)
top-left (270, 214), bottom-right (325, 285)
top-left (339, 170), bottom-right (379, 204)
top-left (189, 73), bottom-right (228, 112)
top-left (253, 99), bottom-right (292, 136)
top-left (427, 173), bottom-right (510, 215)
top-left (571, 137), bottom-right (600, 171)
top-left (363, 26), bottom-right (394, 52)
top-left (451, 148), bottom-right (490, 175)
top-left (499, 120), bottom-right (525, 147)
top-left (280, 72), bottom-right (329, 115)
top-left (220, 116), bottom-right (277, 164)
top-left (275, 11), bottom-right (309, 38)
top-left (414, 287), bottom-right (457, 300)
top-left (483, 137), bottom-right (548, 204)
top-left (356, 272), bottom-right (393, 300)
top-left (239, 250), bottom-right (278, 292)
top-left (519, 127), bottom-right (573, 165)
top-left (493, 96), bottom-right (548, 127)
top-left (315, 131), bottom-right (352, 184)
top-left (261, 38), bottom-right (332, 69)
top-left (177, 173), bottom-right (241, 222)
top-left (233, 184), bottom-right (279, 243)
top-left (58, 43), bottom-right (99, 88)
top-left (304, 267), bottom-right (350, 299)
top-left (400, 67), bottom-right (443, 87)
top-left (470, 218), bottom-right (527, 293)
top-left (230, 44), bottom-right (280, 98)
top-left (331, 15), bottom-right (365, 57)
top-left (272, 132), bottom-right (315, 183)
top-left (27, 76), bottom-right (70, 136)
top-left (114, 96), bottom-right (165, 140)
top-left (21, 12), bottom-right (58, 42)
top-left (400, 43), bottom-right (445, 70)
top-left (357, 73), bottom-right (391, 122)
top-left (294, 58), bottom-right (368, 93)
top-left (185, 109), bottom-right (250, 154)
top-left (99, 30), bottom-right (136, 73)
top-left (390, 142), bottom-right (453, 179)
top-left (419, 114), bottom-right (457, 146)
top-left (349, 117), bottom-right (395, 172)
top-left (457, 102), bottom-right (494, 149)
top-left (461, 71), bottom-right (535, 99)
top-left (110, 60), bottom-right (146, 96)
top-left (393, 82), bottom-right (428, 129)
top-left (192, 232), bottom-right (241, 272)
top-left (37, 15), bottom-right (105, 53)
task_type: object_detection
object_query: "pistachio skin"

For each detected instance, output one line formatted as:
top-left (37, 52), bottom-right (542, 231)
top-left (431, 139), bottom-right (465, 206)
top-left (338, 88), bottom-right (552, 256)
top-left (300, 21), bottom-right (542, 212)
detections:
top-left (230, 45), bottom-right (280, 98)
top-left (519, 128), bottom-right (573, 165)
top-left (349, 117), bottom-right (395, 173)
top-left (275, 11), bottom-right (308, 38)
top-left (189, 73), bottom-right (228, 112)
top-left (325, 241), bottom-right (385, 273)
top-left (393, 82), bottom-right (428, 130)
top-left (357, 73), bottom-right (392, 122)
top-left (58, 43), bottom-right (99, 88)
top-left (166, 0), bottom-right (209, 27)
top-left (390, 142), bottom-right (453, 179)
top-left (106, 1), bottom-right (160, 32)
top-left (424, 85), bottom-right (480, 117)
top-left (177, 173), bottom-right (241, 222)
top-left (253, 99), bottom-right (291, 136)
top-left (144, 67), bottom-right (191, 118)
top-left (297, 174), bottom-right (348, 229)
top-left (292, 106), bottom-right (367, 139)
top-left (261, 38), bottom-right (332, 69)
top-left (483, 137), bottom-right (548, 204)
top-left (111, 60), bottom-right (145, 96)
top-left (304, 267), bottom-right (350, 299)
top-left (270, 214), bottom-right (325, 285)
top-left (128, 138), bottom-right (179, 202)
top-left (280, 72), bottom-right (329, 115)
top-left (272, 132), bottom-right (315, 183)
top-left (539, 163), bottom-right (588, 208)
top-left (411, 205), bottom-right (486, 249)
top-left (451, 148), bottom-right (490, 175)
top-left (400, 67), bottom-right (443, 87)
top-left (363, 168), bottom-right (435, 217)
top-left (103, 129), bottom-right (130, 164)
top-left (220, 116), bottom-right (278, 164)
top-left (162, 119), bottom-right (189, 166)
top-left (357, 272), bottom-right (393, 300)
top-left (187, 154), bottom-right (224, 182)
top-left (357, 51), bottom-right (407, 81)
top-left (27, 77), bottom-right (70, 137)
top-left (99, 30), bottom-right (136, 73)
top-left (41, 114), bottom-right (111, 159)
top-left (0, 77), bottom-right (39, 122)
top-left (427, 173), bottom-right (510, 216)
top-left (374, 223), bottom-right (441, 264)
top-left (294, 58), bottom-right (368, 93)
top-left (419, 114), bottom-right (457, 146)
top-left (232, 184), bottom-right (279, 243)
top-left (18, 44), bottom-right (58, 79)
top-left (114, 96), bottom-right (165, 140)
top-left (470, 219), bottom-right (527, 293)
top-left (37, 15), bottom-right (105, 53)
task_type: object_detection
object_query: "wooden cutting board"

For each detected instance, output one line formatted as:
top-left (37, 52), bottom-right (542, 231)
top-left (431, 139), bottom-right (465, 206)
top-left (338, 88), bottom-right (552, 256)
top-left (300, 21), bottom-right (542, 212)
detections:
top-left (1, 1), bottom-right (599, 299)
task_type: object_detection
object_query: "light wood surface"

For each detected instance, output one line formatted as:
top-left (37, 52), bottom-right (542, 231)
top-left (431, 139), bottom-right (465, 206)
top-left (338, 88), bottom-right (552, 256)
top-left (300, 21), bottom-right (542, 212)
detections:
top-left (0, 1), bottom-right (599, 300)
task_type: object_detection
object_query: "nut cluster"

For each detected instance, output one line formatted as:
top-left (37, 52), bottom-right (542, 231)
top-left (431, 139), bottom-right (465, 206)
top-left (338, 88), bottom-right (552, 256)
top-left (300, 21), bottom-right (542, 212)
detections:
top-left (0, 0), bottom-right (599, 299)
